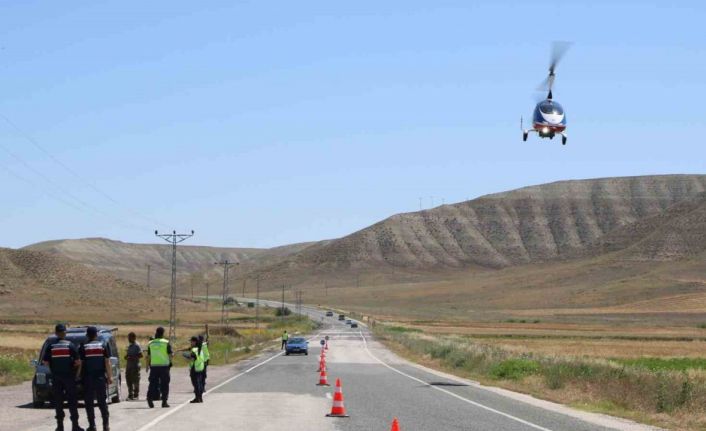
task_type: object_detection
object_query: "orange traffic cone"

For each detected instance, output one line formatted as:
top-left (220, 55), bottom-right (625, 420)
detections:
top-left (390, 418), bottom-right (400, 431)
top-left (317, 369), bottom-right (330, 386)
top-left (318, 356), bottom-right (326, 371)
top-left (326, 378), bottom-right (349, 417)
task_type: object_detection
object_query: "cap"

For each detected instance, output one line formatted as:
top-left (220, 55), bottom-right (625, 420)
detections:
top-left (86, 326), bottom-right (98, 337)
top-left (55, 323), bottom-right (67, 332)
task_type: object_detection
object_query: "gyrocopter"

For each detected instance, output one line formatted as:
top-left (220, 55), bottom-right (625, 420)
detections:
top-left (522, 42), bottom-right (571, 145)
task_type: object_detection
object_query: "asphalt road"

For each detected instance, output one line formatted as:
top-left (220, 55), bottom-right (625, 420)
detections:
top-left (1, 301), bottom-right (659, 431)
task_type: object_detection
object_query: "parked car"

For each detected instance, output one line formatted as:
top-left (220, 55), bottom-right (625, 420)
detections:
top-left (338, 314), bottom-right (345, 321)
top-left (31, 326), bottom-right (122, 408)
top-left (350, 322), bottom-right (359, 328)
top-left (325, 311), bottom-right (334, 317)
top-left (285, 337), bottom-right (309, 355)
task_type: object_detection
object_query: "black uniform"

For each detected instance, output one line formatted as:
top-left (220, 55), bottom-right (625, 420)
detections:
top-left (79, 339), bottom-right (110, 430)
top-left (43, 339), bottom-right (81, 429)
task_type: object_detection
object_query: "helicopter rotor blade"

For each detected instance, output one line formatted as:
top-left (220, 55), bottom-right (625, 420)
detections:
top-left (549, 41), bottom-right (572, 75)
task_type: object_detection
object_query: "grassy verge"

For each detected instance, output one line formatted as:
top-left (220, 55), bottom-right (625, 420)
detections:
top-left (374, 324), bottom-right (706, 431)
top-left (0, 348), bottom-right (35, 386)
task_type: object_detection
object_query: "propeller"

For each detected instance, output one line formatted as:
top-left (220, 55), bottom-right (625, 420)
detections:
top-left (536, 41), bottom-right (572, 99)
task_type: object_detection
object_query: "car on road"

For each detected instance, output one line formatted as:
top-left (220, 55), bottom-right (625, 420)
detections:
top-left (345, 319), bottom-right (352, 325)
top-left (284, 337), bottom-right (309, 355)
top-left (325, 311), bottom-right (334, 317)
top-left (338, 314), bottom-right (345, 321)
top-left (31, 326), bottom-right (122, 407)
top-left (350, 322), bottom-right (359, 328)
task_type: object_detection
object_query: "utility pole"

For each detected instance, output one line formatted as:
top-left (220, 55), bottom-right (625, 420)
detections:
top-left (146, 264), bottom-right (151, 289)
top-left (215, 260), bottom-right (239, 326)
top-left (280, 284), bottom-right (286, 322)
top-left (155, 229), bottom-right (194, 344)
top-left (241, 279), bottom-right (246, 297)
top-left (255, 275), bottom-right (260, 329)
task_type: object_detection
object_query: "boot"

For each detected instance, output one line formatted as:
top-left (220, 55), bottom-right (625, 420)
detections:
top-left (189, 398), bottom-right (199, 403)
top-left (161, 401), bottom-right (170, 408)
top-left (71, 424), bottom-right (85, 431)
top-left (147, 397), bottom-right (154, 408)
top-left (86, 427), bottom-right (97, 431)
top-left (103, 420), bottom-right (110, 431)
top-left (55, 419), bottom-right (64, 431)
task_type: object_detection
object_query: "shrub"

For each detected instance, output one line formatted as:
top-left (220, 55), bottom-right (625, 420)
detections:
top-left (275, 307), bottom-right (292, 317)
top-left (489, 358), bottom-right (540, 380)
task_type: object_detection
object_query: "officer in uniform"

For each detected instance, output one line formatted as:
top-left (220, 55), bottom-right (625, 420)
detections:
top-left (79, 326), bottom-right (113, 431)
top-left (185, 336), bottom-right (205, 403)
top-left (146, 327), bottom-right (173, 408)
top-left (197, 335), bottom-right (209, 390)
top-left (124, 332), bottom-right (143, 400)
top-left (42, 323), bottom-right (84, 431)
top-left (281, 330), bottom-right (288, 350)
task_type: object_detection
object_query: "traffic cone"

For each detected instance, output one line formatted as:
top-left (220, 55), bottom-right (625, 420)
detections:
top-left (317, 369), bottom-right (330, 386)
top-left (326, 378), bottom-right (349, 417)
top-left (318, 356), bottom-right (326, 372)
top-left (390, 418), bottom-right (400, 431)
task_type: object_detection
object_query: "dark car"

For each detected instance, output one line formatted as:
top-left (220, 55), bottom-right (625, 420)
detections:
top-left (284, 337), bottom-right (308, 356)
top-left (338, 314), bottom-right (345, 321)
top-left (325, 311), bottom-right (333, 317)
top-left (31, 326), bottom-right (122, 408)
top-left (350, 322), bottom-right (359, 328)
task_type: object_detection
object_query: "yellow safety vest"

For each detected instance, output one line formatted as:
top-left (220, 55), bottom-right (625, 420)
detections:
top-left (282, 333), bottom-right (289, 341)
top-left (148, 338), bottom-right (170, 366)
top-left (190, 347), bottom-right (205, 372)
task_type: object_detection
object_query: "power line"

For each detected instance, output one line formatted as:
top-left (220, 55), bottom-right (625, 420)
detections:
top-left (0, 113), bottom-right (169, 229)
top-left (155, 229), bottom-right (194, 344)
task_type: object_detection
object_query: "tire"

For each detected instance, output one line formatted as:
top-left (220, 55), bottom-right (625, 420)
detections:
top-left (522, 132), bottom-right (528, 142)
top-left (305, 351), bottom-right (308, 356)
top-left (285, 352), bottom-right (290, 356)
top-left (110, 376), bottom-right (121, 404)
top-left (32, 385), bottom-right (44, 408)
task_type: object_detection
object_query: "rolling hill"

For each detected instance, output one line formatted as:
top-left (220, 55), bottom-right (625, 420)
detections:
top-left (252, 174), bottom-right (706, 276)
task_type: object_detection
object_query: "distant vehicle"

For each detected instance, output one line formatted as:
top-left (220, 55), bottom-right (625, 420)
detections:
top-left (31, 326), bottom-right (122, 408)
top-left (338, 314), bottom-right (345, 321)
top-left (350, 323), bottom-right (359, 328)
top-left (285, 337), bottom-right (308, 356)
top-left (325, 311), bottom-right (334, 317)
top-left (345, 319), bottom-right (352, 325)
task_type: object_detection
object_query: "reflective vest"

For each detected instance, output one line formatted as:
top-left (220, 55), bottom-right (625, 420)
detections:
top-left (201, 342), bottom-right (210, 363)
top-left (148, 338), bottom-right (170, 366)
top-left (83, 340), bottom-right (107, 377)
top-left (282, 333), bottom-right (289, 341)
top-left (190, 347), bottom-right (205, 372)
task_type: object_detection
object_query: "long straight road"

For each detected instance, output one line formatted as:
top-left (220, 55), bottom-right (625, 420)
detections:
top-left (2, 302), bottom-right (659, 431)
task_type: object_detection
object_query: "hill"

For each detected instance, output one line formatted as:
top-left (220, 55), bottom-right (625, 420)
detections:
top-left (0, 247), bottom-right (160, 320)
top-left (24, 237), bottom-right (320, 288)
top-left (254, 175), bottom-right (706, 276)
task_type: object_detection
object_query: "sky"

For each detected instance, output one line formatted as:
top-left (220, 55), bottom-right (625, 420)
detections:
top-left (0, 1), bottom-right (705, 249)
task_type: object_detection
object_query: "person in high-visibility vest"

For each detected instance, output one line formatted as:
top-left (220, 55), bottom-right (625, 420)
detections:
top-left (198, 335), bottom-right (210, 390)
top-left (185, 336), bottom-right (205, 403)
top-left (281, 331), bottom-right (289, 350)
top-left (145, 327), bottom-right (173, 408)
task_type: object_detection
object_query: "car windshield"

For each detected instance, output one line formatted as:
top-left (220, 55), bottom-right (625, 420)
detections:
top-left (289, 338), bottom-right (305, 344)
top-left (539, 101), bottom-right (564, 115)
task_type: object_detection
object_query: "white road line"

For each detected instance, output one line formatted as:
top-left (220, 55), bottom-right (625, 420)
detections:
top-left (359, 331), bottom-right (554, 431)
top-left (136, 333), bottom-right (322, 431)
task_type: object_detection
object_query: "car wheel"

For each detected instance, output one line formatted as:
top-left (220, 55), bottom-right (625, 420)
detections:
top-left (32, 385), bottom-right (44, 408)
top-left (110, 376), bottom-right (121, 404)
top-left (285, 352), bottom-right (290, 356)
top-left (305, 351), bottom-right (308, 356)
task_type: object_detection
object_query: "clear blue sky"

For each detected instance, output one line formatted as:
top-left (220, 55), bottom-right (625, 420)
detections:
top-left (1, 1), bottom-right (704, 249)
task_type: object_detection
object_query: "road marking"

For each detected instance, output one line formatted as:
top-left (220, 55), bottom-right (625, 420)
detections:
top-left (136, 333), bottom-right (321, 431)
top-left (359, 331), bottom-right (554, 431)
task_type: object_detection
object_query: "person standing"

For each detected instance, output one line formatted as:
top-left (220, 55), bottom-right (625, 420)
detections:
top-left (124, 332), bottom-right (143, 400)
top-left (146, 327), bottom-right (173, 408)
top-left (281, 330), bottom-right (288, 350)
top-left (185, 336), bottom-right (205, 403)
top-left (42, 323), bottom-right (84, 431)
top-left (80, 326), bottom-right (112, 431)
top-left (198, 335), bottom-right (210, 390)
